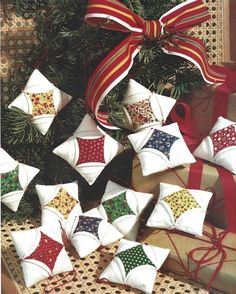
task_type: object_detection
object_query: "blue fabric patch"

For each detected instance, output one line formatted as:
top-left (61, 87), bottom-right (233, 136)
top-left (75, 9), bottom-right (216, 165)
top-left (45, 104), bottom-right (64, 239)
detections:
top-left (142, 129), bottom-right (179, 159)
top-left (73, 215), bottom-right (102, 240)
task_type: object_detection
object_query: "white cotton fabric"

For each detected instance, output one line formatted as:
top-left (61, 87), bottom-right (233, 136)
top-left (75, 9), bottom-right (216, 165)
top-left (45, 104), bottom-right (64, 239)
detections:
top-left (128, 123), bottom-right (196, 176)
top-left (98, 180), bottom-right (153, 240)
top-left (0, 148), bottom-right (40, 212)
top-left (11, 222), bottom-right (73, 287)
top-left (193, 116), bottom-right (236, 174)
top-left (69, 208), bottom-right (123, 258)
top-left (8, 69), bottom-right (72, 135)
top-left (122, 79), bottom-right (176, 131)
top-left (146, 183), bottom-right (213, 236)
top-left (36, 181), bottom-right (82, 235)
top-left (99, 238), bottom-right (170, 294)
top-left (53, 114), bottom-right (123, 185)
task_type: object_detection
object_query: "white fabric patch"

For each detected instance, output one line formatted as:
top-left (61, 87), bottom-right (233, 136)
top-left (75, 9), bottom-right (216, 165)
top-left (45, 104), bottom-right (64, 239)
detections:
top-left (69, 208), bottom-right (123, 258)
top-left (98, 180), bottom-right (153, 240)
top-left (53, 114), bottom-right (123, 185)
top-left (122, 79), bottom-right (176, 131)
top-left (8, 69), bottom-right (72, 135)
top-left (193, 116), bottom-right (236, 174)
top-left (128, 123), bottom-right (196, 176)
top-left (0, 148), bottom-right (40, 212)
top-left (99, 238), bottom-right (170, 294)
top-left (146, 183), bottom-right (213, 236)
top-left (11, 222), bottom-right (73, 287)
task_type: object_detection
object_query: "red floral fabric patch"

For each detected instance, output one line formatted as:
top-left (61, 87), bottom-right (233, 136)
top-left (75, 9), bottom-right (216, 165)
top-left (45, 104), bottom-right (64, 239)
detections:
top-left (210, 125), bottom-right (236, 156)
top-left (24, 232), bottom-right (63, 272)
top-left (76, 136), bottom-right (105, 165)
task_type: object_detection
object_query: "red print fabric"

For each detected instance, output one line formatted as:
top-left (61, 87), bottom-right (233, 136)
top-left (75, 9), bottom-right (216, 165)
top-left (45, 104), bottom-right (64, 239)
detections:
top-left (76, 136), bottom-right (105, 165)
top-left (210, 125), bottom-right (236, 156)
top-left (25, 232), bottom-right (63, 272)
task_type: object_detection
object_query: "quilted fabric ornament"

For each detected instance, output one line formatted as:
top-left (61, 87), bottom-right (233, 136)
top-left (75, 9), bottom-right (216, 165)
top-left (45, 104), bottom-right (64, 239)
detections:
top-left (98, 180), bottom-right (153, 240)
top-left (36, 182), bottom-right (82, 236)
top-left (193, 116), bottom-right (236, 174)
top-left (53, 114), bottom-right (123, 185)
top-left (8, 69), bottom-right (72, 135)
top-left (69, 208), bottom-right (123, 258)
top-left (0, 148), bottom-right (40, 212)
top-left (128, 123), bottom-right (196, 176)
top-left (99, 238), bottom-right (170, 294)
top-left (146, 183), bottom-right (213, 236)
top-left (11, 221), bottom-right (73, 287)
top-left (122, 79), bottom-right (176, 131)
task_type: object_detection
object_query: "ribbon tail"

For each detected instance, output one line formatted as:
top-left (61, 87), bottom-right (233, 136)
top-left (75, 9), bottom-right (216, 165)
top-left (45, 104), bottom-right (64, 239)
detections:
top-left (162, 34), bottom-right (226, 84)
top-left (85, 34), bottom-right (142, 129)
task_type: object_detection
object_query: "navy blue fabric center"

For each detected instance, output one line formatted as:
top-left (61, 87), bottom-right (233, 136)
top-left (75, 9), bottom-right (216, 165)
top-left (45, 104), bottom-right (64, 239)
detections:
top-left (73, 215), bottom-right (102, 240)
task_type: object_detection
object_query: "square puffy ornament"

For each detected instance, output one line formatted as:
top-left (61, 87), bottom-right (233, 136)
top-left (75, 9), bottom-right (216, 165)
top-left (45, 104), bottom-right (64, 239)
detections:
top-left (98, 180), bottom-right (153, 240)
top-left (122, 79), bottom-right (176, 131)
top-left (11, 221), bottom-right (73, 287)
top-left (68, 208), bottom-right (123, 258)
top-left (36, 181), bottom-right (82, 235)
top-left (128, 123), bottom-right (196, 176)
top-left (99, 238), bottom-right (170, 294)
top-left (53, 114), bottom-right (123, 185)
top-left (146, 183), bottom-right (213, 236)
top-left (8, 69), bottom-right (72, 135)
top-left (193, 116), bottom-right (236, 174)
top-left (0, 148), bottom-right (40, 212)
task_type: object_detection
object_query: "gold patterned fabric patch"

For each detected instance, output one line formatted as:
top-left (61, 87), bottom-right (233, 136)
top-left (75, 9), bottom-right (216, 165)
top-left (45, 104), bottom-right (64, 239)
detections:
top-left (27, 90), bottom-right (56, 116)
top-left (46, 187), bottom-right (79, 219)
top-left (163, 189), bottom-right (201, 221)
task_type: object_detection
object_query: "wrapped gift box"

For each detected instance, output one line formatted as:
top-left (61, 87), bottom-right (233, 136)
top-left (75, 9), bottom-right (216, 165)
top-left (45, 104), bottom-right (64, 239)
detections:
top-left (132, 156), bottom-right (236, 232)
top-left (139, 223), bottom-right (236, 294)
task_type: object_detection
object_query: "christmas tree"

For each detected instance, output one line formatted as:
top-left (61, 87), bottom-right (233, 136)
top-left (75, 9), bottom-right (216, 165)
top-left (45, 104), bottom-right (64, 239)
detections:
top-left (2, 0), bottom-right (210, 221)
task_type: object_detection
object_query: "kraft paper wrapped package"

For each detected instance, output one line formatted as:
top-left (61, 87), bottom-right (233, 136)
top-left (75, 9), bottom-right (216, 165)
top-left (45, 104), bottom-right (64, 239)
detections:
top-left (131, 156), bottom-right (236, 231)
top-left (183, 84), bottom-right (236, 138)
top-left (139, 223), bottom-right (236, 294)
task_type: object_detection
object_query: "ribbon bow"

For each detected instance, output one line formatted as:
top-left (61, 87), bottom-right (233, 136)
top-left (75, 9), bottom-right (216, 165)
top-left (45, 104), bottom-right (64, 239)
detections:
top-left (85, 0), bottom-right (226, 129)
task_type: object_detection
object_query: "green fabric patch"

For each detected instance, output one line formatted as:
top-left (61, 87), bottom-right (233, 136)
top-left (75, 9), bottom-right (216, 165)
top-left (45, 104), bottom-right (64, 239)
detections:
top-left (102, 191), bottom-right (135, 223)
top-left (1, 166), bottom-right (22, 195)
top-left (116, 244), bottom-right (156, 276)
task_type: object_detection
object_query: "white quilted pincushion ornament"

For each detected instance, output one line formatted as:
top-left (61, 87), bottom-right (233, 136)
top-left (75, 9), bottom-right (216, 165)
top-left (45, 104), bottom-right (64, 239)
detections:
top-left (53, 114), bottom-right (123, 185)
top-left (147, 183), bottom-right (213, 236)
top-left (99, 238), bottom-right (170, 294)
top-left (8, 69), bottom-right (72, 135)
top-left (0, 148), bottom-right (40, 212)
top-left (193, 116), bottom-right (236, 174)
top-left (128, 123), bottom-right (196, 176)
top-left (98, 180), bottom-right (153, 240)
top-left (68, 208), bottom-right (123, 258)
top-left (122, 79), bottom-right (176, 131)
top-left (11, 222), bottom-right (73, 287)
top-left (36, 182), bottom-right (82, 234)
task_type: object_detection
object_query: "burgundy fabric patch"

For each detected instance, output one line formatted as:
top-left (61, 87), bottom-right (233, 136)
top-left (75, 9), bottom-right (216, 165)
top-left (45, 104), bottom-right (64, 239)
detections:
top-left (210, 125), bottom-right (236, 156)
top-left (76, 136), bottom-right (105, 165)
top-left (25, 232), bottom-right (63, 272)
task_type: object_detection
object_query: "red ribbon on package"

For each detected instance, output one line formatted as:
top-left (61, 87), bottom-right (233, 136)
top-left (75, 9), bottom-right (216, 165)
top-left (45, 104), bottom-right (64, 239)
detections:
top-left (213, 69), bottom-right (236, 125)
top-left (84, 0), bottom-right (226, 129)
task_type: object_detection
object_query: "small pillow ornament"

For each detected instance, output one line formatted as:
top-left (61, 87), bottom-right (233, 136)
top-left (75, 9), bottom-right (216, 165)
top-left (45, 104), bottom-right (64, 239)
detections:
top-left (53, 114), bottom-right (123, 185)
top-left (98, 180), bottom-right (153, 240)
top-left (146, 183), bottom-right (213, 236)
top-left (193, 116), bottom-right (236, 174)
top-left (122, 79), bottom-right (176, 131)
top-left (68, 208), bottom-right (123, 258)
top-left (99, 238), bottom-right (170, 294)
top-left (36, 181), bottom-right (82, 234)
top-left (0, 148), bottom-right (40, 212)
top-left (8, 69), bottom-right (72, 135)
top-left (128, 123), bottom-right (196, 176)
top-left (11, 221), bottom-right (73, 287)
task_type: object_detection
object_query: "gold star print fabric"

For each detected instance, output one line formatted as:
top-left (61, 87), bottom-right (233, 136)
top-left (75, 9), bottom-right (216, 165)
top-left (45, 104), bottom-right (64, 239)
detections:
top-left (163, 189), bottom-right (201, 221)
